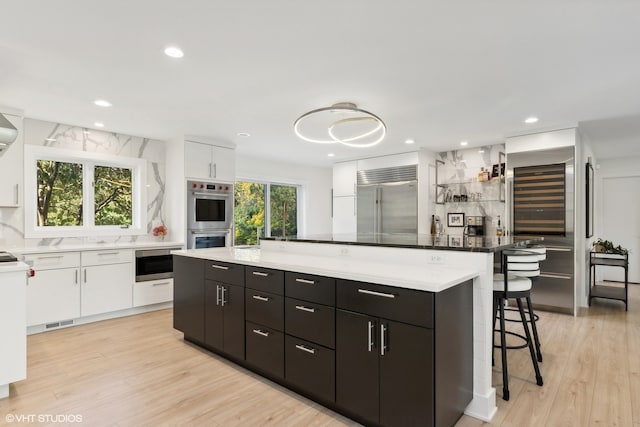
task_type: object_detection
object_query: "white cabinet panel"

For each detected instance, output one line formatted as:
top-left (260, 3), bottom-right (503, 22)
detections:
top-left (0, 114), bottom-right (23, 207)
top-left (185, 141), bottom-right (213, 180)
top-left (133, 278), bottom-right (173, 307)
top-left (82, 249), bottom-right (132, 266)
top-left (24, 252), bottom-right (81, 270)
top-left (356, 152), bottom-right (418, 171)
top-left (81, 263), bottom-right (133, 317)
top-left (332, 196), bottom-right (357, 234)
top-left (27, 268), bottom-right (80, 326)
top-left (0, 269), bottom-right (27, 392)
top-left (185, 141), bottom-right (235, 182)
top-left (333, 161), bottom-right (357, 197)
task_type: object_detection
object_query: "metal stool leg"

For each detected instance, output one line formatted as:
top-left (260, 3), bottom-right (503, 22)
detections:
top-left (498, 297), bottom-right (510, 400)
top-left (492, 295), bottom-right (499, 366)
top-left (517, 298), bottom-right (543, 387)
top-left (526, 296), bottom-right (542, 363)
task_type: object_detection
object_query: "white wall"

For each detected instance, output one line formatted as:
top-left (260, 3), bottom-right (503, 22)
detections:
top-left (235, 154), bottom-right (332, 236)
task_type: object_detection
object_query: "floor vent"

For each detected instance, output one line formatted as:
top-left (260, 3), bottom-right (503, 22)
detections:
top-left (45, 319), bottom-right (74, 330)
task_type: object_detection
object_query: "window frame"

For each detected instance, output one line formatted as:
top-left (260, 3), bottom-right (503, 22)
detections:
top-left (24, 145), bottom-right (147, 238)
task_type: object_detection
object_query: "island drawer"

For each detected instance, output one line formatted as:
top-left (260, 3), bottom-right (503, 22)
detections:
top-left (205, 261), bottom-right (244, 286)
top-left (285, 297), bottom-right (335, 349)
top-left (246, 321), bottom-right (284, 379)
top-left (246, 267), bottom-right (284, 295)
top-left (246, 289), bottom-right (284, 331)
top-left (285, 335), bottom-right (335, 403)
top-left (336, 279), bottom-right (434, 328)
top-left (285, 272), bottom-right (335, 306)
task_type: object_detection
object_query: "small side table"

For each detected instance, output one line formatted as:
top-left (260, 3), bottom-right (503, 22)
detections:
top-left (588, 252), bottom-right (629, 311)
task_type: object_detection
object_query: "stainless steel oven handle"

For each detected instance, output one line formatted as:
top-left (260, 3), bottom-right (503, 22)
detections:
top-left (191, 192), bottom-right (230, 198)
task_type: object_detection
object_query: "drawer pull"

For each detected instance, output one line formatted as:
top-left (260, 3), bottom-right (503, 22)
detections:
top-left (295, 344), bottom-right (316, 355)
top-left (295, 278), bottom-right (315, 285)
top-left (252, 295), bottom-right (270, 302)
top-left (152, 281), bottom-right (171, 286)
top-left (295, 305), bottom-right (315, 313)
top-left (380, 323), bottom-right (387, 356)
top-left (97, 252), bottom-right (120, 256)
top-left (358, 288), bottom-right (396, 299)
top-left (211, 264), bottom-right (229, 270)
top-left (36, 255), bottom-right (64, 260)
top-left (252, 329), bottom-right (269, 337)
top-left (252, 271), bottom-right (269, 277)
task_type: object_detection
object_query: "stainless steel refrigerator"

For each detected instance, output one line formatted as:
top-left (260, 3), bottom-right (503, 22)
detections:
top-left (356, 165), bottom-right (418, 234)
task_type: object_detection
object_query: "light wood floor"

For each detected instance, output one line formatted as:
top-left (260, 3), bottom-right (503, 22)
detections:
top-left (1, 284), bottom-right (638, 427)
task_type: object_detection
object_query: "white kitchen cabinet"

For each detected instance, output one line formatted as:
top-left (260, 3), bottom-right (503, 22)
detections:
top-left (24, 252), bottom-right (81, 327)
top-left (0, 265), bottom-right (28, 399)
top-left (133, 278), bottom-right (173, 307)
top-left (185, 140), bottom-right (235, 182)
top-left (27, 268), bottom-right (81, 326)
top-left (81, 249), bottom-right (133, 317)
top-left (356, 152), bottom-right (418, 171)
top-left (0, 113), bottom-right (23, 207)
top-left (332, 196), bottom-right (357, 234)
top-left (332, 161), bottom-right (357, 197)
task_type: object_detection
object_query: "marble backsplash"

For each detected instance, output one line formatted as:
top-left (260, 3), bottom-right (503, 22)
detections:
top-left (434, 144), bottom-right (506, 237)
top-left (0, 118), bottom-right (167, 249)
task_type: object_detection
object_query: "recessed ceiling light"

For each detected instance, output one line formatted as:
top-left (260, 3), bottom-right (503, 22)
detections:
top-left (94, 99), bottom-right (112, 107)
top-left (405, 139), bottom-right (415, 144)
top-left (460, 141), bottom-right (468, 146)
top-left (45, 137), bottom-right (56, 142)
top-left (94, 122), bottom-right (104, 128)
top-left (164, 46), bottom-right (184, 58)
top-left (478, 149), bottom-right (485, 154)
top-left (328, 153), bottom-right (335, 157)
top-left (524, 117), bottom-right (539, 124)
top-left (237, 132), bottom-right (251, 137)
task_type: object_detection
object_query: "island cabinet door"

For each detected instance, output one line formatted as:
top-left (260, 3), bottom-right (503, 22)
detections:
top-left (204, 280), bottom-right (224, 350)
top-left (173, 256), bottom-right (205, 342)
top-left (379, 320), bottom-right (434, 427)
top-left (336, 309), bottom-right (379, 425)
top-left (222, 282), bottom-right (245, 360)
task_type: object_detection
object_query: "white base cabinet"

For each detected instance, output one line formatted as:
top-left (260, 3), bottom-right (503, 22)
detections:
top-left (27, 268), bottom-right (81, 326)
top-left (81, 249), bottom-right (133, 317)
top-left (133, 278), bottom-right (173, 307)
top-left (0, 266), bottom-right (28, 398)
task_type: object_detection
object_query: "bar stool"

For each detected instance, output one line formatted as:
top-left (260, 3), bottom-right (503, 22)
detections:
top-left (493, 249), bottom-right (544, 401)
top-left (502, 245), bottom-right (545, 363)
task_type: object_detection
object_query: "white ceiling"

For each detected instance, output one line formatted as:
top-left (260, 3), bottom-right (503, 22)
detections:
top-left (1, 1), bottom-right (640, 166)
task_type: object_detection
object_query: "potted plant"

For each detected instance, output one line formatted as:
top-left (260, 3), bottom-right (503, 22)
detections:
top-left (592, 238), bottom-right (629, 255)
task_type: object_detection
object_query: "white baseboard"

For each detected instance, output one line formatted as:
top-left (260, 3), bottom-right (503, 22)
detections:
top-left (464, 388), bottom-right (497, 422)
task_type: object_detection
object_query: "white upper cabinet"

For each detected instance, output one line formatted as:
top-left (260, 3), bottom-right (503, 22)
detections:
top-left (356, 152), bottom-right (418, 171)
top-left (0, 113), bottom-right (23, 207)
top-left (332, 161), bottom-right (357, 197)
top-left (185, 140), bottom-right (235, 182)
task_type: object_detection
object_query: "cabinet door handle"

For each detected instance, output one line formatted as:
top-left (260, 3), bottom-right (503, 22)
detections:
top-left (14, 183), bottom-right (19, 205)
top-left (152, 281), bottom-right (171, 286)
top-left (84, 269), bottom-right (87, 283)
top-left (380, 323), bottom-right (387, 356)
top-left (295, 305), bottom-right (315, 313)
top-left (252, 329), bottom-right (269, 337)
top-left (75, 269), bottom-right (78, 284)
top-left (209, 163), bottom-right (212, 177)
top-left (214, 163), bottom-right (217, 178)
top-left (97, 252), bottom-right (119, 256)
top-left (252, 295), bottom-right (270, 302)
top-left (252, 271), bottom-right (269, 277)
top-left (295, 278), bottom-right (315, 285)
top-left (367, 320), bottom-right (374, 352)
top-left (221, 286), bottom-right (227, 306)
top-left (358, 288), bottom-right (396, 299)
top-left (295, 344), bottom-right (316, 355)
top-left (211, 264), bottom-right (229, 270)
top-left (36, 255), bottom-right (64, 260)
top-left (216, 285), bottom-right (221, 306)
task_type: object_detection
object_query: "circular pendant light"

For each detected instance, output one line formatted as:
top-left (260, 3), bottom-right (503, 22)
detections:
top-left (293, 102), bottom-right (387, 147)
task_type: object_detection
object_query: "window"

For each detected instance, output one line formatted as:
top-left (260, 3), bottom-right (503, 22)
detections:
top-left (25, 145), bottom-right (146, 237)
top-left (234, 181), bottom-right (299, 245)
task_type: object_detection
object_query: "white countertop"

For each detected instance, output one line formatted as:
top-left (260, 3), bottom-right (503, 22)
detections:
top-left (173, 247), bottom-right (478, 293)
top-left (7, 240), bottom-right (184, 255)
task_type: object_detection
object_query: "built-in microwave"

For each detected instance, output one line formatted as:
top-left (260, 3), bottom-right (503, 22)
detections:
top-left (187, 180), bottom-right (233, 231)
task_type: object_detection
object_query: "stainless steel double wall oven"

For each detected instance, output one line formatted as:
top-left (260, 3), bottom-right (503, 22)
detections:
top-left (187, 180), bottom-right (233, 248)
